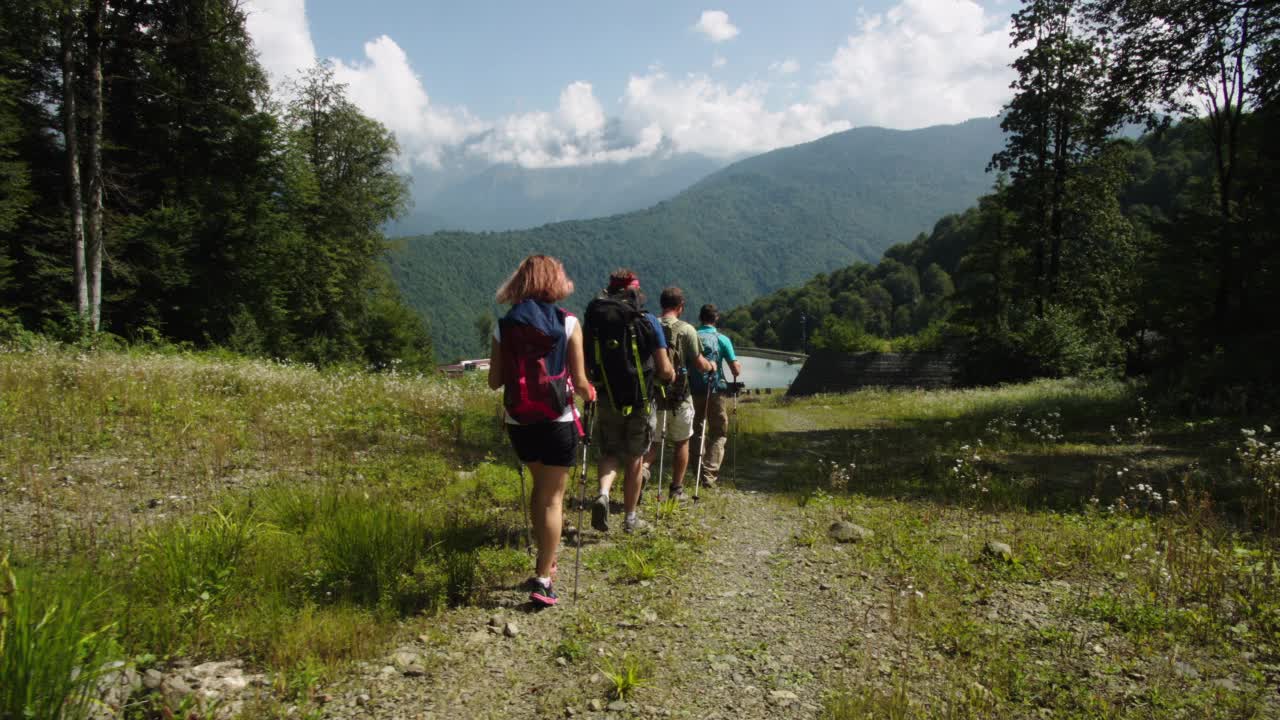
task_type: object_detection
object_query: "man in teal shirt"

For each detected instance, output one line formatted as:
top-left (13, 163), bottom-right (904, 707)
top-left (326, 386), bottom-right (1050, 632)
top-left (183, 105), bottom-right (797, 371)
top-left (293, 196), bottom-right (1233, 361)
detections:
top-left (689, 304), bottom-right (742, 488)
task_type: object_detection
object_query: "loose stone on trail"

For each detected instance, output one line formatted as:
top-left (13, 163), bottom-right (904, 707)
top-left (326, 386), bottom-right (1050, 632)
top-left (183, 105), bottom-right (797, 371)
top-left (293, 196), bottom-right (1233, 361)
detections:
top-left (768, 689), bottom-right (799, 707)
top-left (390, 649), bottom-right (422, 671)
top-left (984, 540), bottom-right (1014, 562)
top-left (827, 520), bottom-right (874, 543)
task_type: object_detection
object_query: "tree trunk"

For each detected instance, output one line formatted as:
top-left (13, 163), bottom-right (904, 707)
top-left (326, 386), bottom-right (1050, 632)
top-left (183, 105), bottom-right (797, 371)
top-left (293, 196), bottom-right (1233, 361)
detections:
top-left (1048, 111), bottom-right (1070, 300)
top-left (1032, 136), bottom-right (1049, 318)
top-left (61, 2), bottom-right (87, 321)
top-left (1208, 9), bottom-right (1249, 339)
top-left (86, 0), bottom-right (104, 332)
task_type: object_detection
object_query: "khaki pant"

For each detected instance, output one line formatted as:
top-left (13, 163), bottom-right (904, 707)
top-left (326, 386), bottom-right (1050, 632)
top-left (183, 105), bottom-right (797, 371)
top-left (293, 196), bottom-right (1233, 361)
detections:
top-left (690, 392), bottom-right (729, 483)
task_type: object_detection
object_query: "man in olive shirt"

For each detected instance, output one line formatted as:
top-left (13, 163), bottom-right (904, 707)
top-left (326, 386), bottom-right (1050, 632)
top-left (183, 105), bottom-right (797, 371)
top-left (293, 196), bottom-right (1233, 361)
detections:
top-left (644, 287), bottom-right (714, 500)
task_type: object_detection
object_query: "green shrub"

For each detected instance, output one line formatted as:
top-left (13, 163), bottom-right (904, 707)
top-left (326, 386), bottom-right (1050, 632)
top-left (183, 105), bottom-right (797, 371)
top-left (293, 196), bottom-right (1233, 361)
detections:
top-left (0, 556), bottom-right (117, 720)
top-left (312, 494), bottom-right (434, 608)
top-left (137, 508), bottom-right (261, 601)
top-left (392, 559), bottom-right (449, 616)
top-left (891, 321), bottom-right (948, 352)
top-left (256, 485), bottom-right (328, 534)
top-left (130, 509), bottom-right (263, 653)
top-left (599, 653), bottom-right (651, 701)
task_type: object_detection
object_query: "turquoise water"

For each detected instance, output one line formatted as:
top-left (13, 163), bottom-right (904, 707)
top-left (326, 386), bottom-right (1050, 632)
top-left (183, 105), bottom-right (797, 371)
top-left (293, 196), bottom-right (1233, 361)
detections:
top-left (734, 354), bottom-right (804, 390)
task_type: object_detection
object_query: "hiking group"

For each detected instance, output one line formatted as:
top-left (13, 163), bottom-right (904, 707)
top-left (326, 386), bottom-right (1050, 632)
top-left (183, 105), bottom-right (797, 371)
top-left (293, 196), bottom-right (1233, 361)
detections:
top-left (487, 254), bottom-right (743, 607)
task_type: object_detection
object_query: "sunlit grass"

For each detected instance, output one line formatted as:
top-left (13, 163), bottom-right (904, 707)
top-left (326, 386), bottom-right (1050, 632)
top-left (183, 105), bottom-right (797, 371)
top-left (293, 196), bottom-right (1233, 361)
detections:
top-left (0, 343), bottom-right (525, 716)
top-left (748, 377), bottom-right (1133, 431)
top-left (747, 378), bottom-right (1280, 718)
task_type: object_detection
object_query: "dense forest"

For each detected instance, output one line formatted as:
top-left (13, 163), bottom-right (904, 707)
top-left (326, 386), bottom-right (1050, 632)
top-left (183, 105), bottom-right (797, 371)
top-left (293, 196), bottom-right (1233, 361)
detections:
top-left (2, 0), bottom-right (1274, 398)
top-left (727, 0), bottom-right (1278, 404)
top-left (389, 117), bottom-right (1005, 361)
top-left (0, 0), bottom-right (432, 370)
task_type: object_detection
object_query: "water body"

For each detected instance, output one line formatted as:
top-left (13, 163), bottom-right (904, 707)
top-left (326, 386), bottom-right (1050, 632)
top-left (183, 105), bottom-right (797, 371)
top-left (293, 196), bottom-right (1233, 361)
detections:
top-left (734, 354), bottom-right (804, 390)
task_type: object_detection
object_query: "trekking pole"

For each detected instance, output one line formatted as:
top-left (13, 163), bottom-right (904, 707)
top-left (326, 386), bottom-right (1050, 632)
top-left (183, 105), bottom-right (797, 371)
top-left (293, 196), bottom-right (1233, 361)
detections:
top-left (573, 401), bottom-right (596, 605)
top-left (516, 461), bottom-right (533, 557)
top-left (656, 409), bottom-right (668, 507)
top-left (730, 380), bottom-right (740, 488)
top-left (693, 381), bottom-right (714, 502)
top-left (500, 399), bottom-right (535, 557)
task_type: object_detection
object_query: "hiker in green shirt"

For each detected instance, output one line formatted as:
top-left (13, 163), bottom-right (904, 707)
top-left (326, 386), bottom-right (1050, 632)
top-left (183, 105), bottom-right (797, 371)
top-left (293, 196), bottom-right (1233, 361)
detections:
top-left (644, 287), bottom-right (714, 500)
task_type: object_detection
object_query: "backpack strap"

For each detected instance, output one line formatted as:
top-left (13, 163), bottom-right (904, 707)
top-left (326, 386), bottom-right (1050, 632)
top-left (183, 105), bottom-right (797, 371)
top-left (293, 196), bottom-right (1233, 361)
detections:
top-left (592, 335), bottom-right (614, 411)
top-left (630, 329), bottom-right (647, 413)
top-left (567, 378), bottom-right (584, 436)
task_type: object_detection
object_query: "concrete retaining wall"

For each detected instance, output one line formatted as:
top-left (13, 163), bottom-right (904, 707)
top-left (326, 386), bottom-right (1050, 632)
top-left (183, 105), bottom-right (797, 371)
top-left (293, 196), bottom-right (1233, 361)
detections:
top-left (787, 351), bottom-right (958, 396)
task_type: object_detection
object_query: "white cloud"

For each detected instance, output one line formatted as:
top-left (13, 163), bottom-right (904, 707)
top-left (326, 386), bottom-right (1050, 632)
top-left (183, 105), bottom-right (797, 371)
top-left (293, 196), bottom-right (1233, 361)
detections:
top-left (694, 10), bottom-right (740, 43)
top-left (812, 0), bottom-right (1016, 128)
top-left (244, 0), bottom-right (1015, 171)
top-left (466, 82), bottom-right (664, 168)
top-left (769, 58), bottom-right (800, 75)
top-left (243, 0), bottom-right (315, 85)
top-left (332, 36), bottom-right (483, 168)
top-left (619, 72), bottom-right (849, 159)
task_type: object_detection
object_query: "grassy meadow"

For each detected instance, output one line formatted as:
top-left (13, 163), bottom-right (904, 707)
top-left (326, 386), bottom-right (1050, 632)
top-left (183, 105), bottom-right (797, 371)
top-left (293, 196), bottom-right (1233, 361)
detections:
top-left (0, 342), bottom-right (532, 718)
top-left (1, 342), bottom-right (1277, 718)
top-left (737, 382), bottom-right (1279, 718)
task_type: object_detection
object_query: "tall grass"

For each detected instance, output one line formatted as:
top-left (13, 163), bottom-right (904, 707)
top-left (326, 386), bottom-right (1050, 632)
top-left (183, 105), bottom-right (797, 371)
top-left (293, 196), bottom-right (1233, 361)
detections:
top-left (312, 493), bottom-right (435, 607)
top-left (0, 343), bottom-right (528, 715)
top-left (138, 508), bottom-right (262, 595)
top-left (0, 556), bottom-right (116, 720)
top-left (0, 343), bottom-right (498, 559)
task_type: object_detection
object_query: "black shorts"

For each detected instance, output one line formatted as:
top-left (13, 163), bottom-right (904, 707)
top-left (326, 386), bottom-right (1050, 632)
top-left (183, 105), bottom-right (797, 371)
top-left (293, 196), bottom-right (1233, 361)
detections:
top-left (506, 421), bottom-right (579, 467)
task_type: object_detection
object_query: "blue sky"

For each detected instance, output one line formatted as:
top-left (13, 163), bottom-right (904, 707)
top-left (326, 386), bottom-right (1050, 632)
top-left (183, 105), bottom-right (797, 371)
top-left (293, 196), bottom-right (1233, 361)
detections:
top-left (245, 0), bottom-right (1018, 170)
top-left (302, 1), bottom-right (862, 117)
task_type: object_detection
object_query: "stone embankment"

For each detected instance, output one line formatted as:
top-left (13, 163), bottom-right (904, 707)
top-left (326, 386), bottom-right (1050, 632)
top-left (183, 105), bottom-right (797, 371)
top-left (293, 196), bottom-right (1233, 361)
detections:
top-left (788, 351), bottom-right (957, 396)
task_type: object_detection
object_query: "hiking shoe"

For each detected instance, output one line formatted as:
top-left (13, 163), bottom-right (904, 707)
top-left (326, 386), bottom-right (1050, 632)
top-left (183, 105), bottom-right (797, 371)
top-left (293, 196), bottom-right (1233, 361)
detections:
top-left (624, 516), bottom-right (650, 534)
top-left (591, 494), bottom-right (610, 532)
top-left (669, 484), bottom-right (687, 501)
top-left (522, 563), bottom-right (558, 590)
top-left (529, 580), bottom-right (559, 607)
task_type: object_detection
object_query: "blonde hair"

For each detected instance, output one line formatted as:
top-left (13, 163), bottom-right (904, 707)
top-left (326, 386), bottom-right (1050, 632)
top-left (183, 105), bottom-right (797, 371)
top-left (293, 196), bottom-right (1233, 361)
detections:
top-left (495, 254), bottom-right (574, 305)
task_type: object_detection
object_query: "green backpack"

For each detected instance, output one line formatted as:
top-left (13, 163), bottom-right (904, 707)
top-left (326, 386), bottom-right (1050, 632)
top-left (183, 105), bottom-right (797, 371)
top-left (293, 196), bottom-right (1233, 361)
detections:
top-left (658, 318), bottom-right (690, 408)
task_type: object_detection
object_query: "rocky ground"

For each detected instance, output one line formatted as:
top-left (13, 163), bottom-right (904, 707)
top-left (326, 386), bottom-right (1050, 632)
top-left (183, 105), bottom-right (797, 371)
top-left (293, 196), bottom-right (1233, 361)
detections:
top-left (10, 363), bottom-right (1274, 719)
top-left (296, 449), bottom-right (1279, 720)
top-left (313, 486), bottom-right (863, 720)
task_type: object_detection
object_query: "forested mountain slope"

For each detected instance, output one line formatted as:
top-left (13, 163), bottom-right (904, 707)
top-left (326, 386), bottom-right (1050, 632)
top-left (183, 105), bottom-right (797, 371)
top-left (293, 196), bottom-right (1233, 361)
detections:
top-left (390, 117), bottom-right (1005, 360)
top-left (723, 116), bottom-right (1279, 386)
top-left (392, 153), bottom-right (726, 234)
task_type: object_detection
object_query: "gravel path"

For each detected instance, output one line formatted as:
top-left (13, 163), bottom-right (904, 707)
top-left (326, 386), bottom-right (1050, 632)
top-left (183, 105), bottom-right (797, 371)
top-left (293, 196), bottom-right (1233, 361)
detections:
top-left (318, 473), bottom-right (878, 719)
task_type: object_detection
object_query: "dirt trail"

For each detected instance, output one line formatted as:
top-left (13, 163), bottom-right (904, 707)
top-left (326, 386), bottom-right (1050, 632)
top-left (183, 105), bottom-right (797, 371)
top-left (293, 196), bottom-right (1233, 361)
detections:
top-left (322, 455), bottom-right (879, 720)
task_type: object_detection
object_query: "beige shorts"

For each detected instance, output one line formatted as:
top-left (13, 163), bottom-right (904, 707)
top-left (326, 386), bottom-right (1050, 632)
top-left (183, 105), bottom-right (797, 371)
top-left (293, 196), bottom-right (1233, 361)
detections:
top-left (596, 402), bottom-right (656, 458)
top-left (654, 397), bottom-right (695, 442)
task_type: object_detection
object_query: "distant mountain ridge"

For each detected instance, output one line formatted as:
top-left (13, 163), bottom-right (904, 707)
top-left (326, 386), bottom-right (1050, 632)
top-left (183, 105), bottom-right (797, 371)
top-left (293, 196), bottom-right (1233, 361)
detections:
top-left (391, 153), bottom-right (727, 234)
top-left (389, 116), bottom-right (1007, 361)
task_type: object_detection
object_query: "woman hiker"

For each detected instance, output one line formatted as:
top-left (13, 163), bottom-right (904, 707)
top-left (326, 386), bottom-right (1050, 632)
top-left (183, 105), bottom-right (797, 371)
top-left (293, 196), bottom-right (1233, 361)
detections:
top-left (488, 255), bottom-right (596, 607)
